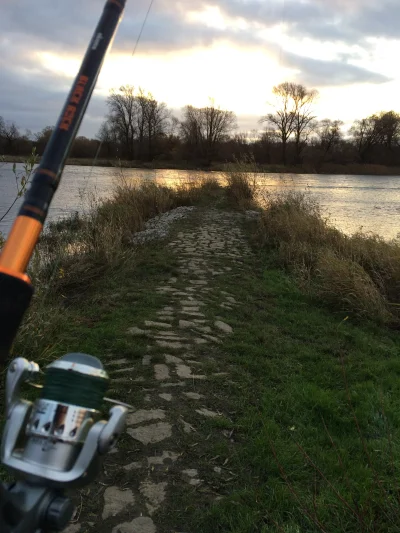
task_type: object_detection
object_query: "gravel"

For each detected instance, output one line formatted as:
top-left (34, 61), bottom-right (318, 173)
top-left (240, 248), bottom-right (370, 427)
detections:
top-left (131, 206), bottom-right (196, 244)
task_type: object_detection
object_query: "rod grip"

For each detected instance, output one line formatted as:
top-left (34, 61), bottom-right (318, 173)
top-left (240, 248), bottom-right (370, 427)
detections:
top-left (0, 272), bottom-right (33, 365)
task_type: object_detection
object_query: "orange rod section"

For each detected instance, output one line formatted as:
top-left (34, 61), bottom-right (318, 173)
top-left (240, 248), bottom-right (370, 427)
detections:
top-left (0, 216), bottom-right (43, 273)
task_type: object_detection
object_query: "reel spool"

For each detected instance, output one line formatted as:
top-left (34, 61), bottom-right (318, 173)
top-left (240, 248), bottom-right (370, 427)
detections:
top-left (1, 353), bottom-right (127, 488)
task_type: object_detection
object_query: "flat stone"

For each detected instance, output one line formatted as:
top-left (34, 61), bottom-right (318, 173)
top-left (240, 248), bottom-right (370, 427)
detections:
top-left (148, 450), bottom-right (179, 465)
top-left (203, 334), bottom-right (222, 344)
top-left (214, 320), bottom-right (233, 334)
top-left (127, 422), bottom-right (172, 444)
top-left (214, 466), bottom-right (222, 474)
top-left (112, 517), bottom-right (156, 533)
top-left (180, 300), bottom-right (205, 306)
top-left (156, 340), bottom-right (185, 349)
top-left (155, 336), bottom-right (184, 343)
top-left (179, 320), bottom-right (195, 328)
top-left (190, 280), bottom-right (208, 285)
top-left (182, 468), bottom-right (198, 478)
top-left (196, 326), bottom-right (212, 333)
top-left (165, 354), bottom-right (183, 364)
top-left (102, 487), bottom-right (135, 519)
top-left (140, 480), bottom-right (168, 515)
top-left (180, 311), bottom-right (205, 317)
top-left (157, 310), bottom-right (174, 316)
top-left (145, 321), bottom-right (172, 329)
top-left (64, 526), bottom-right (81, 533)
top-left (142, 355), bottom-right (152, 366)
top-left (226, 297), bottom-right (237, 303)
top-left (182, 469), bottom-right (202, 486)
top-left (159, 393), bottom-right (172, 402)
top-left (123, 461), bottom-right (143, 471)
top-left (196, 408), bottom-right (220, 418)
top-left (160, 382), bottom-right (186, 388)
top-left (194, 337), bottom-right (208, 344)
top-left (180, 418), bottom-right (194, 434)
top-left (184, 392), bottom-right (203, 400)
top-left (126, 409), bottom-right (165, 426)
top-left (127, 327), bottom-right (149, 336)
top-left (155, 330), bottom-right (178, 336)
top-left (182, 306), bottom-right (200, 312)
top-left (154, 364), bottom-right (170, 381)
top-left (168, 277), bottom-right (177, 283)
top-left (177, 365), bottom-right (205, 380)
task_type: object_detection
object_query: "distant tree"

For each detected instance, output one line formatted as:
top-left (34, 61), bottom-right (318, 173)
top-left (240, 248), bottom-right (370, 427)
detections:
top-left (34, 126), bottom-right (53, 154)
top-left (316, 119), bottom-right (344, 159)
top-left (106, 85), bottom-right (137, 159)
top-left (2, 121), bottom-right (20, 154)
top-left (291, 85), bottom-right (319, 163)
top-left (143, 94), bottom-right (171, 159)
top-left (260, 82), bottom-right (318, 164)
top-left (0, 116), bottom-right (5, 137)
top-left (180, 100), bottom-right (237, 161)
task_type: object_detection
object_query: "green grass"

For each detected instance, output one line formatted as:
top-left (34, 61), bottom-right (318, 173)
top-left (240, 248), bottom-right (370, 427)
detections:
top-left (1, 184), bottom-right (400, 532)
top-left (185, 227), bottom-right (400, 533)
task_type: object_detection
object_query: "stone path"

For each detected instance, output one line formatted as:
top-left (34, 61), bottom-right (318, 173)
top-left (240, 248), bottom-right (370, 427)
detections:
top-left (65, 208), bottom-right (252, 533)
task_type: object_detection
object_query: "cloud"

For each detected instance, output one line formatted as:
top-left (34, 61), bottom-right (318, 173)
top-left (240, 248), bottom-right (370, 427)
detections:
top-left (0, 0), bottom-right (397, 135)
top-left (282, 52), bottom-right (391, 87)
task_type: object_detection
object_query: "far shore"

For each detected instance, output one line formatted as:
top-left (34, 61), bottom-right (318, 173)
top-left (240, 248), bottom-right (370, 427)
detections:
top-left (2, 155), bottom-right (400, 176)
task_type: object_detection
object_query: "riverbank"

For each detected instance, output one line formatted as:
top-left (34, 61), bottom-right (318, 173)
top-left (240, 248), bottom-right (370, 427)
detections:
top-left (1, 178), bottom-right (400, 533)
top-left (3, 154), bottom-right (400, 176)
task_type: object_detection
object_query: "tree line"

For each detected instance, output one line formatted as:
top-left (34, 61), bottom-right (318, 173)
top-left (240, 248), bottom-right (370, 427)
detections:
top-left (2, 82), bottom-right (400, 168)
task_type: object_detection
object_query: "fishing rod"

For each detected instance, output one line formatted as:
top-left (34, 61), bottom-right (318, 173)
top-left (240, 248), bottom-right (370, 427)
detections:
top-left (0, 1), bottom-right (128, 531)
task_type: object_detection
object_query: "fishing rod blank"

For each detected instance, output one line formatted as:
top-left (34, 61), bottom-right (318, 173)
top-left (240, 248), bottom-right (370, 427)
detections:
top-left (0, 0), bottom-right (126, 363)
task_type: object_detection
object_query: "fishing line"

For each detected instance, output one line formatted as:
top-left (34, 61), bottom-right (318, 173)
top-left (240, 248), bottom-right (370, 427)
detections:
top-left (132, 0), bottom-right (156, 56)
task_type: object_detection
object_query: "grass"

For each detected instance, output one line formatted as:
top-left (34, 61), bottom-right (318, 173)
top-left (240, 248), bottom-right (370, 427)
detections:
top-left (253, 190), bottom-right (400, 325)
top-left (224, 156), bottom-right (258, 210)
top-left (0, 176), bottom-right (222, 371)
top-left (1, 165), bottom-right (400, 532)
top-left (183, 231), bottom-right (400, 533)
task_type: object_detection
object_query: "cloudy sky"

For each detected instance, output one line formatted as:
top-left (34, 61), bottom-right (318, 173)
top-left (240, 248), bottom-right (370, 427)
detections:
top-left (0, 0), bottom-right (398, 138)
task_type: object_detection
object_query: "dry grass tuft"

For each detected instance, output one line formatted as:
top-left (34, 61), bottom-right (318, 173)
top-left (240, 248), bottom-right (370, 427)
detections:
top-left (224, 156), bottom-right (258, 209)
top-left (257, 190), bottom-right (400, 325)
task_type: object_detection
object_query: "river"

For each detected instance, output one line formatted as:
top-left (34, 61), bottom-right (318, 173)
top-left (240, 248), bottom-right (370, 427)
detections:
top-left (0, 163), bottom-right (399, 240)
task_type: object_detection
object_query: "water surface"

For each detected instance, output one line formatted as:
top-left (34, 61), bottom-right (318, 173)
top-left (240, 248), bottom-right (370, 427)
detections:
top-left (0, 164), bottom-right (399, 240)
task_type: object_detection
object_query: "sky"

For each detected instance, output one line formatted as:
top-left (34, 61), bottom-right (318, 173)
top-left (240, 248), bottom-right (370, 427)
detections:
top-left (0, 0), bottom-right (399, 138)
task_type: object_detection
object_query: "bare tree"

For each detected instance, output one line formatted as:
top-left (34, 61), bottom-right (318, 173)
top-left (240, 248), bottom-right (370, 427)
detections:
top-left (291, 85), bottom-right (319, 163)
top-left (260, 82), bottom-right (297, 165)
top-left (34, 126), bottom-right (53, 154)
top-left (2, 121), bottom-right (20, 154)
top-left (180, 100), bottom-right (237, 161)
top-left (180, 105), bottom-right (203, 149)
top-left (106, 85), bottom-right (137, 159)
top-left (317, 119), bottom-right (344, 159)
top-left (260, 82), bottom-right (318, 164)
top-left (143, 95), bottom-right (171, 159)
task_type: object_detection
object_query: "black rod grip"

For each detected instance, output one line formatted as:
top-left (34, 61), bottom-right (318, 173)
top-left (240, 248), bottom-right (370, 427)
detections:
top-left (0, 273), bottom-right (33, 365)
